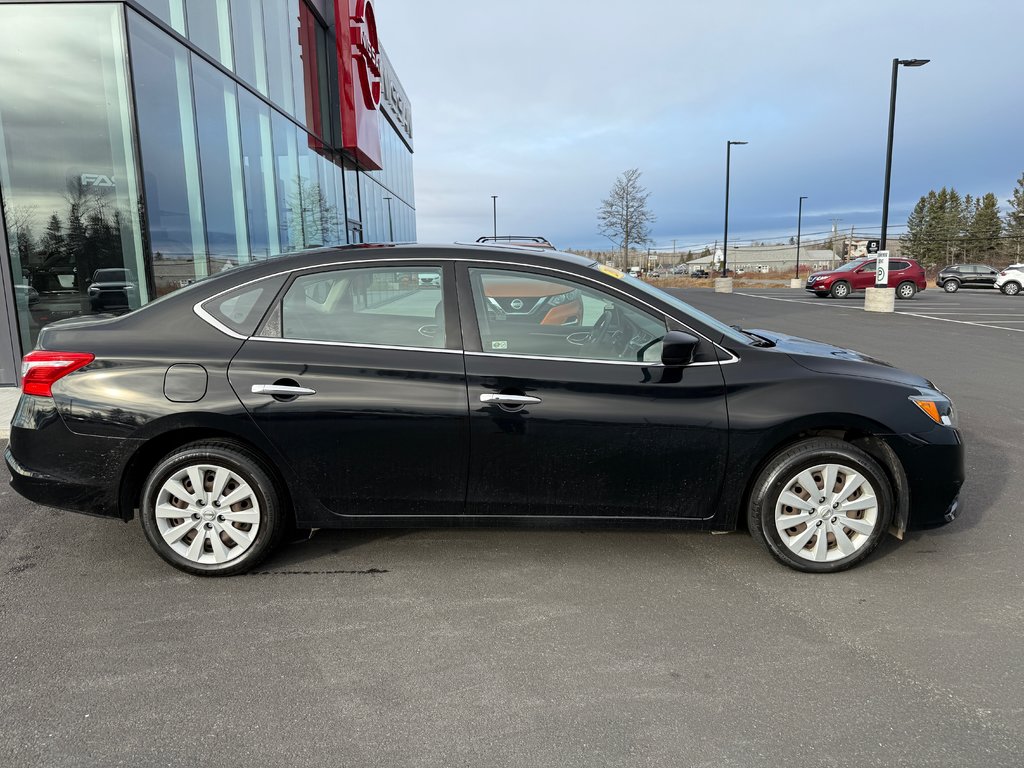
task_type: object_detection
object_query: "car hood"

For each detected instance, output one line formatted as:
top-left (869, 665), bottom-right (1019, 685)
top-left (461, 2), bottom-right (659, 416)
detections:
top-left (748, 328), bottom-right (933, 388)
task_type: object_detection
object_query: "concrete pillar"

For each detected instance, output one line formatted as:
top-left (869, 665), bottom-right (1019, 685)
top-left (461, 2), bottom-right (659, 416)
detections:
top-left (714, 277), bottom-right (734, 293)
top-left (789, 278), bottom-right (802, 289)
top-left (864, 286), bottom-right (895, 313)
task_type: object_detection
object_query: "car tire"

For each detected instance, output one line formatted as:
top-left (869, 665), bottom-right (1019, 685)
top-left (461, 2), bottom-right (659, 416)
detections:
top-left (896, 281), bottom-right (917, 300)
top-left (830, 281), bottom-right (851, 299)
top-left (943, 279), bottom-right (960, 293)
top-left (747, 438), bottom-right (894, 573)
top-left (139, 441), bottom-right (289, 576)
top-left (814, 291), bottom-right (829, 298)
top-left (1002, 281), bottom-right (1021, 296)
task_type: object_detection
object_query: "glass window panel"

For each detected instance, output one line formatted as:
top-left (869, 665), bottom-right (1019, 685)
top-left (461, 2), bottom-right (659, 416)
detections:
top-left (185, 0), bottom-right (233, 69)
top-left (129, 13), bottom-right (207, 294)
top-left (468, 269), bottom-right (666, 362)
top-left (238, 90), bottom-right (280, 259)
top-left (282, 266), bottom-right (445, 348)
top-left (293, 1), bottom-right (314, 133)
top-left (230, 0), bottom-right (269, 95)
top-left (343, 160), bottom-right (359, 226)
top-left (192, 56), bottom-right (249, 267)
top-left (262, 0), bottom-right (295, 116)
top-left (271, 111), bottom-right (299, 251)
top-left (0, 4), bottom-right (147, 352)
top-left (295, 131), bottom-right (319, 248)
top-left (134, 0), bottom-right (186, 34)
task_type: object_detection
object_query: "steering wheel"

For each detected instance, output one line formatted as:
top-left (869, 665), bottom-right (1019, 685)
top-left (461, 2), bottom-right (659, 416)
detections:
top-left (588, 306), bottom-right (624, 355)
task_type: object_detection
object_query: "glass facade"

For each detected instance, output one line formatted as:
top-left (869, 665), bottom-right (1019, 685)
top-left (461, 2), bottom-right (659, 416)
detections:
top-left (0, 0), bottom-right (416, 381)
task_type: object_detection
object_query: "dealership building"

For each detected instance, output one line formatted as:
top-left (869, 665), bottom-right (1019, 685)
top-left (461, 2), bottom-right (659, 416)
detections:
top-left (0, 0), bottom-right (415, 386)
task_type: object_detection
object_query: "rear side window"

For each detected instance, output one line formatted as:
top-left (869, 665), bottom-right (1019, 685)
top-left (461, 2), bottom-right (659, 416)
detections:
top-left (202, 274), bottom-right (286, 335)
top-left (889, 261), bottom-right (910, 271)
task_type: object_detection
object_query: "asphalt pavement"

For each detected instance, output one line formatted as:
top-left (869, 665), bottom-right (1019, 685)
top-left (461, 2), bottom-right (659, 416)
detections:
top-left (0, 286), bottom-right (1021, 767)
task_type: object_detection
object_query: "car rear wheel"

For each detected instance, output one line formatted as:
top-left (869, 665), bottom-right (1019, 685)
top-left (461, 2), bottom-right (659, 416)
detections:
top-left (830, 281), bottom-right (851, 299)
top-left (896, 281), bottom-right (917, 300)
top-left (747, 438), bottom-right (893, 573)
top-left (1002, 281), bottom-right (1021, 296)
top-left (943, 279), bottom-right (960, 293)
top-left (139, 441), bottom-right (288, 576)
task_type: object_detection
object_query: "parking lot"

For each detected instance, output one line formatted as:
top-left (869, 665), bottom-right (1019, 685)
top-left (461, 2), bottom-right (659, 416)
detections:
top-left (1, 287), bottom-right (1022, 767)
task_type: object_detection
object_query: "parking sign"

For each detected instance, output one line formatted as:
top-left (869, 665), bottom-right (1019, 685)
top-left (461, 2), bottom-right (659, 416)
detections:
top-left (875, 250), bottom-right (890, 288)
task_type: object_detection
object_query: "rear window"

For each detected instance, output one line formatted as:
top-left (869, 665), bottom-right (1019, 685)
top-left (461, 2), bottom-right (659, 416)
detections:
top-left (201, 275), bottom-right (287, 335)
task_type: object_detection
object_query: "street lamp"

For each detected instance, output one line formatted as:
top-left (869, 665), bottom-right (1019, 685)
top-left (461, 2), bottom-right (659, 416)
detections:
top-left (491, 195), bottom-right (498, 240)
top-left (880, 58), bottom-right (929, 250)
top-left (794, 195), bottom-right (808, 280)
top-left (382, 196), bottom-right (394, 242)
top-left (722, 140), bottom-right (748, 277)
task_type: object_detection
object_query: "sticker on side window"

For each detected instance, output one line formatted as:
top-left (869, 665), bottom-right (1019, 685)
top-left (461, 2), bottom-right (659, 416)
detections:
top-left (597, 264), bottom-right (624, 278)
top-left (491, 340), bottom-right (508, 350)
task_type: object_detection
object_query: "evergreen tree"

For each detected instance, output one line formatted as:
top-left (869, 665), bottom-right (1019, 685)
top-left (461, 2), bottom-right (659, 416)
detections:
top-left (967, 193), bottom-right (1002, 259)
top-left (904, 195), bottom-right (929, 262)
top-left (1006, 172), bottom-right (1024, 263)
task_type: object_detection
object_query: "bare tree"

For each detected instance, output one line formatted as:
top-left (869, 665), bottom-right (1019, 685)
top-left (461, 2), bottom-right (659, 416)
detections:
top-left (597, 168), bottom-right (656, 267)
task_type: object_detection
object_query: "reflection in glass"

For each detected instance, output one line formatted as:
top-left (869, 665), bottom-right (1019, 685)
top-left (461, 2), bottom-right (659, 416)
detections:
top-left (0, 4), bottom-right (146, 352)
top-left (185, 0), bottom-right (234, 69)
top-left (129, 12), bottom-right (207, 295)
top-left (230, 0), bottom-right (269, 95)
top-left (192, 56), bottom-right (249, 267)
top-left (262, 0), bottom-right (295, 116)
top-left (239, 90), bottom-right (280, 259)
top-left (134, 0), bottom-right (186, 34)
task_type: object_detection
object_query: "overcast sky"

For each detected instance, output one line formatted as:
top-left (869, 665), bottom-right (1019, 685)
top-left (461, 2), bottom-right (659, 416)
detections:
top-left (375, 0), bottom-right (1024, 253)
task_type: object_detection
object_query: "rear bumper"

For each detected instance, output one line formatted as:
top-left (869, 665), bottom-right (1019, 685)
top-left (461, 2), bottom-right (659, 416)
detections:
top-left (6, 395), bottom-right (139, 519)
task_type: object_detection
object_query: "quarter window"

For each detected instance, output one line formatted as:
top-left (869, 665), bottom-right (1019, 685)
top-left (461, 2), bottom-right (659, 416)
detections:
top-left (277, 266), bottom-right (446, 348)
top-left (468, 269), bottom-right (666, 362)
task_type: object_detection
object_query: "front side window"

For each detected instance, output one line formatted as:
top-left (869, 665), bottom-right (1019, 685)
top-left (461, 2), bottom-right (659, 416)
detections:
top-left (469, 268), bottom-right (665, 363)
top-left (276, 266), bottom-right (446, 348)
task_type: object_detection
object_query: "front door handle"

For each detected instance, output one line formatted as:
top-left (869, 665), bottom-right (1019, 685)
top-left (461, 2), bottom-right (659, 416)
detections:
top-left (480, 393), bottom-right (541, 406)
top-left (251, 384), bottom-right (317, 397)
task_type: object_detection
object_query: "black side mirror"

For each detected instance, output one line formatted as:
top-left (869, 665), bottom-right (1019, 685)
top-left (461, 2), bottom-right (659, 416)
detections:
top-left (661, 330), bottom-right (700, 366)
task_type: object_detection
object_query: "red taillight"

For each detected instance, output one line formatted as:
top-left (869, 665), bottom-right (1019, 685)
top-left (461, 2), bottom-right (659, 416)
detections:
top-left (21, 351), bottom-right (95, 397)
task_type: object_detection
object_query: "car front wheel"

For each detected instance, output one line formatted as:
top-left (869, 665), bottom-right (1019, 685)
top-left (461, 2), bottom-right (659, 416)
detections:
top-left (943, 279), bottom-right (959, 293)
top-left (139, 441), bottom-right (288, 576)
top-left (829, 281), bottom-right (851, 299)
top-left (1002, 281), bottom-right (1021, 296)
top-left (747, 438), bottom-right (893, 573)
top-left (896, 281), bottom-right (917, 300)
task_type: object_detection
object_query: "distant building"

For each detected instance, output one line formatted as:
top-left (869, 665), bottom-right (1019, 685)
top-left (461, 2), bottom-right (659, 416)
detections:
top-left (686, 245), bottom-right (837, 274)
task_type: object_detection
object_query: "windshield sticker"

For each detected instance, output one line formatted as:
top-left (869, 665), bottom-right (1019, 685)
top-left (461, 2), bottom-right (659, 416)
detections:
top-left (491, 340), bottom-right (508, 350)
top-left (598, 264), bottom-right (624, 279)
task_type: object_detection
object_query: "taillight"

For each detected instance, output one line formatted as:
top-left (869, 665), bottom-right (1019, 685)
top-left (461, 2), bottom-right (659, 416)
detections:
top-left (999, 271), bottom-right (1007, 276)
top-left (21, 351), bottom-right (95, 397)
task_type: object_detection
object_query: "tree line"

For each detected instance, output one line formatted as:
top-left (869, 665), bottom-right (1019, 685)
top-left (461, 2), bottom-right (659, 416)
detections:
top-left (903, 173), bottom-right (1024, 267)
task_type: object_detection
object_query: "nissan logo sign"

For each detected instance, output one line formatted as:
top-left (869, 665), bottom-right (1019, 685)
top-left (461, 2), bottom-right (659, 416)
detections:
top-left (351, 0), bottom-right (382, 110)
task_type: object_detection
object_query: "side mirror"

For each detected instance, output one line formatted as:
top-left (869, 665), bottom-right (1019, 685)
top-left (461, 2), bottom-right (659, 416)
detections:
top-left (661, 330), bottom-right (700, 366)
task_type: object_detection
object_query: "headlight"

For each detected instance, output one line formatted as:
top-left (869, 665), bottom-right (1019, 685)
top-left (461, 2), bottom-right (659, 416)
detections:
top-left (813, 276), bottom-right (826, 282)
top-left (88, 286), bottom-right (99, 294)
top-left (910, 395), bottom-right (957, 428)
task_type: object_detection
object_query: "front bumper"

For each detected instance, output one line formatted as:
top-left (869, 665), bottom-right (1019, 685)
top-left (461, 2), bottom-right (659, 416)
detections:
top-left (887, 427), bottom-right (965, 529)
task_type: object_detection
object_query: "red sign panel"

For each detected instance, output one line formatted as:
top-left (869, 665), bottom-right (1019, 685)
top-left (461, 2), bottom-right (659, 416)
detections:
top-left (337, 0), bottom-right (382, 169)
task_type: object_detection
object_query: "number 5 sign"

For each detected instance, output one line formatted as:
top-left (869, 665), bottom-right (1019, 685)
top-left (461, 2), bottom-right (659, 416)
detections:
top-left (875, 250), bottom-right (890, 288)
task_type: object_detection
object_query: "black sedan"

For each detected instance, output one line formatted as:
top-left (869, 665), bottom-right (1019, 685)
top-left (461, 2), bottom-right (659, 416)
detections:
top-left (7, 244), bottom-right (964, 576)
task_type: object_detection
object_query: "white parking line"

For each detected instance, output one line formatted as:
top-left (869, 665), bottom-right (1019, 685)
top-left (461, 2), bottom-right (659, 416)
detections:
top-left (892, 311), bottom-right (1024, 333)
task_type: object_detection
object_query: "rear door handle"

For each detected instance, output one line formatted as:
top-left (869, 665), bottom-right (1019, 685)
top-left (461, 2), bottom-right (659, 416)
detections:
top-left (251, 384), bottom-right (317, 397)
top-left (480, 393), bottom-right (541, 405)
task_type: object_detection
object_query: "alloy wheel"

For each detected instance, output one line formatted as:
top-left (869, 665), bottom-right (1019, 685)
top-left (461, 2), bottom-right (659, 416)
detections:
top-left (154, 463), bottom-right (262, 565)
top-left (898, 282), bottom-right (916, 299)
top-left (774, 462), bottom-right (878, 563)
top-left (1004, 282), bottom-right (1021, 296)
top-left (943, 280), bottom-right (959, 293)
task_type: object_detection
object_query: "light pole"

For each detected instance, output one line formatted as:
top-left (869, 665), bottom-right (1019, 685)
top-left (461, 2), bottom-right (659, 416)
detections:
top-left (382, 196), bottom-right (394, 241)
top-left (722, 140), bottom-right (747, 277)
top-left (880, 58), bottom-right (929, 250)
top-left (491, 195), bottom-right (498, 240)
top-left (795, 195), bottom-right (808, 280)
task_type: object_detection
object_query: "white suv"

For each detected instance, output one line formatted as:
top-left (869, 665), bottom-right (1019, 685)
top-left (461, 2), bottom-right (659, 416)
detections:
top-left (995, 264), bottom-right (1024, 295)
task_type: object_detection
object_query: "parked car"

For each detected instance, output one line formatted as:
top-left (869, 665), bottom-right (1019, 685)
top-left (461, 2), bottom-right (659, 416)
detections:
top-left (805, 258), bottom-right (926, 299)
top-left (936, 264), bottom-right (999, 293)
top-left (995, 264), bottom-right (1024, 296)
top-left (669, 265), bottom-right (689, 275)
top-left (14, 284), bottom-right (40, 308)
top-left (8, 243), bottom-right (963, 576)
top-left (88, 268), bottom-right (138, 312)
top-left (690, 268), bottom-right (709, 279)
top-left (628, 266), bottom-right (642, 278)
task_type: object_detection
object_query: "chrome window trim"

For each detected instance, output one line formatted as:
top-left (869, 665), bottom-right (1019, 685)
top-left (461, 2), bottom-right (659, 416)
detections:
top-left (191, 254), bottom-right (742, 364)
top-left (250, 335), bottom-right (462, 355)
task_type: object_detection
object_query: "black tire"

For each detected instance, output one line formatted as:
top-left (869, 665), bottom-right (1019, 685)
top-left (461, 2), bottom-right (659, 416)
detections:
top-left (830, 281), bottom-right (851, 299)
top-left (747, 438), bottom-right (894, 573)
top-left (1002, 281), bottom-right (1021, 296)
top-left (814, 291), bottom-right (829, 298)
top-left (943, 279), bottom-right (959, 293)
top-left (896, 281), bottom-right (917, 300)
top-left (139, 440), bottom-right (289, 576)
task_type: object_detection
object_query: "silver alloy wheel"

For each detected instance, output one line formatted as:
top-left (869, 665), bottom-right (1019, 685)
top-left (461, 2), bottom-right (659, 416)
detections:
top-left (774, 462), bottom-right (878, 563)
top-left (832, 282), bottom-right (850, 298)
top-left (154, 463), bottom-right (261, 565)
top-left (943, 280), bottom-right (959, 293)
top-left (897, 282), bottom-right (916, 299)
top-left (1004, 282), bottom-right (1021, 296)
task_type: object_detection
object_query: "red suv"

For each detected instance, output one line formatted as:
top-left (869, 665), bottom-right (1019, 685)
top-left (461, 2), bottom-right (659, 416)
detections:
top-left (805, 257), bottom-right (927, 300)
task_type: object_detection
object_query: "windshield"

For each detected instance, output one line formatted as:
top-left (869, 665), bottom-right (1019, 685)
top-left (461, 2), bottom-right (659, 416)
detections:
top-left (834, 259), bottom-right (870, 273)
top-left (591, 265), bottom-right (752, 346)
top-left (93, 269), bottom-right (133, 282)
